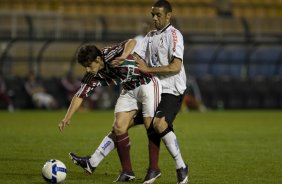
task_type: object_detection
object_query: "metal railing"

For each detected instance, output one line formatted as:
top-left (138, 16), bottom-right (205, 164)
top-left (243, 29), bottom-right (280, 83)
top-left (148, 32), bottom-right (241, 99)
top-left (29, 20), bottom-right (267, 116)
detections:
top-left (0, 11), bottom-right (281, 78)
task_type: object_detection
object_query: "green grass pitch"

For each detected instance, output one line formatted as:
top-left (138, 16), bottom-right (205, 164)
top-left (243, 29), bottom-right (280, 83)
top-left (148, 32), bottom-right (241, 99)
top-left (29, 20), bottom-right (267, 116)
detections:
top-left (0, 110), bottom-right (281, 184)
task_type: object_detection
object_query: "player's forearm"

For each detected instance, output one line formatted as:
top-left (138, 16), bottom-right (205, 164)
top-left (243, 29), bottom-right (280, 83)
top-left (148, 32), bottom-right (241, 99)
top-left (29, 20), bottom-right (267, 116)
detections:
top-left (135, 54), bottom-right (182, 75)
top-left (146, 64), bottom-right (180, 75)
top-left (121, 39), bottom-right (137, 58)
top-left (64, 96), bottom-right (83, 121)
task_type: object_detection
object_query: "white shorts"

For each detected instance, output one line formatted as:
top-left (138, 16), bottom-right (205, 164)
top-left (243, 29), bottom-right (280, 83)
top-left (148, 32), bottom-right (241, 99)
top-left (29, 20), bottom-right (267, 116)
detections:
top-left (114, 76), bottom-right (162, 117)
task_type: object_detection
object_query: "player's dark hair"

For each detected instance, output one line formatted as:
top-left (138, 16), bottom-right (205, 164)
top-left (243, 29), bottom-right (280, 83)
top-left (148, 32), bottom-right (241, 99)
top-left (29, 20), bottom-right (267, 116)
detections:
top-left (77, 45), bottom-right (102, 67)
top-left (153, 0), bottom-right (172, 13)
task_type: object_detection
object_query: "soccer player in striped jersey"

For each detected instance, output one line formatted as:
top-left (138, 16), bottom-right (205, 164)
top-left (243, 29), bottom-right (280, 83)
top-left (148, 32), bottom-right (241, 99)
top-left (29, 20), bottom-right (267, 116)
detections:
top-left (58, 39), bottom-right (162, 182)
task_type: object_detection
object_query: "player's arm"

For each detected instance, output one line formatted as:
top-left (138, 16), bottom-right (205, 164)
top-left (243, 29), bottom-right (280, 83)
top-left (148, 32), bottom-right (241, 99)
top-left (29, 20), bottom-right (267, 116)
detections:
top-left (112, 39), bottom-right (137, 66)
top-left (59, 96), bottom-right (83, 132)
top-left (59, 72), bottom-right (101, 132)
top-left (136, 56), bottom-right (182, 75)
top-left (121, 39), bottom-right (136, 58)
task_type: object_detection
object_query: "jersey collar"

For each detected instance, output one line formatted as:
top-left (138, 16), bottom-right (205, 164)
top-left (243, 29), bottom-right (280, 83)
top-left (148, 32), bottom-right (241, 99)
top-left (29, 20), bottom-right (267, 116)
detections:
top-left (159, 23), bottom-right (171, 33)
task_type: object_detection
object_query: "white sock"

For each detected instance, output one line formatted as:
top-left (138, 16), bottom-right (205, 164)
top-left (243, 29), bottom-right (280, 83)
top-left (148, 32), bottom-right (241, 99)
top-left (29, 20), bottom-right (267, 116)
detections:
top-left (162, 131), bottom-right (186, 169)
top-left (89, 135), bottom-right (115, 167)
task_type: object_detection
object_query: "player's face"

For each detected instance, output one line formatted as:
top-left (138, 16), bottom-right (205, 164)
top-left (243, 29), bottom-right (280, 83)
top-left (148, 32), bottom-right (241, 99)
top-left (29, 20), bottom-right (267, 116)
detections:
top-left (85, 56), bottom-right (104, 75)
top-left (151, 7), bottom-right (171, 30)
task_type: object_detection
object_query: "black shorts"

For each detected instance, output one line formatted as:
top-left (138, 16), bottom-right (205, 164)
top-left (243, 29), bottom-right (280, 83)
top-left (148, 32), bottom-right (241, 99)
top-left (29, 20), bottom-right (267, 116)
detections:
top-left (134, 93), bottom-right (184, 128)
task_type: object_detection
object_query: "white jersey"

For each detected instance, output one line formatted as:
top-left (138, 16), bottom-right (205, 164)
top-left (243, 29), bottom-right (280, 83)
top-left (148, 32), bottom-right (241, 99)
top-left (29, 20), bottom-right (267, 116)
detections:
top-left (134, 24), bottom-right (187, 95)
top-left (134, 35), bottom-right (145, 49)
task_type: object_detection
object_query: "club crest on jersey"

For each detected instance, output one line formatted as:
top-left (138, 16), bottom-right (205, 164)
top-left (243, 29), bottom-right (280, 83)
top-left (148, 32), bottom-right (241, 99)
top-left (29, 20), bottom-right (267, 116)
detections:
top-left (160, 37), bottom-right (164, 47)
top-left (152, 53), bottom-right (158, 66)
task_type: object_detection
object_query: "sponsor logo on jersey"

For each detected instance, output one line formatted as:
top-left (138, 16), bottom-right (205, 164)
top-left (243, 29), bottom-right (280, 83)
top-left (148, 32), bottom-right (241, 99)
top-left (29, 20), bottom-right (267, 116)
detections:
top-left (171, 29), bottom-right (177, 52)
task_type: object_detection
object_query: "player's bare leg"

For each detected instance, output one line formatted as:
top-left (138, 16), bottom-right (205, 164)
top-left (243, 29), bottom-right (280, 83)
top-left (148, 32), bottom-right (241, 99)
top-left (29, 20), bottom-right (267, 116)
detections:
top-left (113, 110), bottom-right (136, 182)
top-left (143, 117), bottom-right (162, 184)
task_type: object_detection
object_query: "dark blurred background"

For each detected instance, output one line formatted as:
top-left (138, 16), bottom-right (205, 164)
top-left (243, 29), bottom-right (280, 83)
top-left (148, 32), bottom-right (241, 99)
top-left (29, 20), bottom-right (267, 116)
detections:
top-left (0, 0), bottom-right (281, 111)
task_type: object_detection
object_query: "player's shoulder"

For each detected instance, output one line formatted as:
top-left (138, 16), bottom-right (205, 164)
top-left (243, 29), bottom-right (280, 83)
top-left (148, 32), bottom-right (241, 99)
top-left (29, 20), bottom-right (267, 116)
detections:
top-left (168, 25), bottom-right (183, 35)
top-left (166, 25), bottom-right (184, 40)
top-left (81, 72), bottom-right (97, 84)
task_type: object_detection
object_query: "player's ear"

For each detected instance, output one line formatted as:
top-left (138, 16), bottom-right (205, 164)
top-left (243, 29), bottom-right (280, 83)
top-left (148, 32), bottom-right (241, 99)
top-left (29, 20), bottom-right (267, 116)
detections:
top-left (96, 56), bottom-right (103, 63)
top-left (166, 12), bottom-right (172, 20)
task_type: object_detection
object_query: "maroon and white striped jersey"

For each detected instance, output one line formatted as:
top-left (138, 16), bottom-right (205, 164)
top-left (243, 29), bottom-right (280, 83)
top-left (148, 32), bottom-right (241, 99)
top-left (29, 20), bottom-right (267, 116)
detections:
top-left (75, 41), bottom-right (152, 98)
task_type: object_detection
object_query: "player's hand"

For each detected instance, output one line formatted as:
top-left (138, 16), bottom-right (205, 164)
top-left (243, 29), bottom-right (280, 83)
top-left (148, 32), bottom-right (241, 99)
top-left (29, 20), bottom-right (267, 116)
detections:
top-left (58, 119), bottom-right (70, 132)
top-left (111, 57), bottom-right (125, 67)
top-left (135, 57), bottom-right (149, 73)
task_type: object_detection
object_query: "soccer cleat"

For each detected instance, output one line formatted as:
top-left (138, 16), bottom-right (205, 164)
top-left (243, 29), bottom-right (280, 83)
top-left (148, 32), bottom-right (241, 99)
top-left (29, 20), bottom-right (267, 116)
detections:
top-left (114, 171), bottom-right (135, 182)
top-left (176, 164), bottom-right (189, 184)
top-left (143, 169), bottom-right (161, 184)
top-left (69, 152), bottom-right (96, 174)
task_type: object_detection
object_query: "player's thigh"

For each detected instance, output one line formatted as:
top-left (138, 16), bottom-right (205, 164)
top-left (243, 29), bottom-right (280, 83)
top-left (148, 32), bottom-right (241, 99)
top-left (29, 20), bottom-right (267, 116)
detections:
top-left (155, 93), bottom-right (184, 127)
top-left (143, 117), bottom-right (153, 129)
top-left (113, 110), bottom-right (137, 135)
top-left (114, 90), bottom-right (138, 134)
top-left (114, 90), bottom-right (138, 114)
top-left (139, 77), bottom-right (162, 118)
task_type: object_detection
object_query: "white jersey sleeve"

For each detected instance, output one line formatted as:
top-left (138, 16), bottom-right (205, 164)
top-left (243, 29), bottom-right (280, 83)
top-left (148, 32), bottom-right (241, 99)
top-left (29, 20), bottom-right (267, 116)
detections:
top-left (169, 28), bottom-right (184, 62)
top-left (134, 32), bottom-right (150, 59)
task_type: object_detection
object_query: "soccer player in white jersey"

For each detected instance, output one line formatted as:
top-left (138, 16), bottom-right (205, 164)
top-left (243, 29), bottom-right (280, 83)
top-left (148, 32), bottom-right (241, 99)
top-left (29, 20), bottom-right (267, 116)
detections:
top-left (58, 39), bottom-right (162, 182)
top-left (133, 0), bottom-right (189, 183)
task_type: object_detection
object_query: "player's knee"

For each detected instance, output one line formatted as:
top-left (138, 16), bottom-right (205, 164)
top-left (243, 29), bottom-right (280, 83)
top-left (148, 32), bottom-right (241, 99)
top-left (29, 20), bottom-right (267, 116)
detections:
top-left (153, 117), bottom-right (167, 133)
top-left (143, 117), bottom-right (153, 129)
top-left (108, 131), bottom-right (117, 142)
top-left (113, 121), bottom-right (127, 135)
